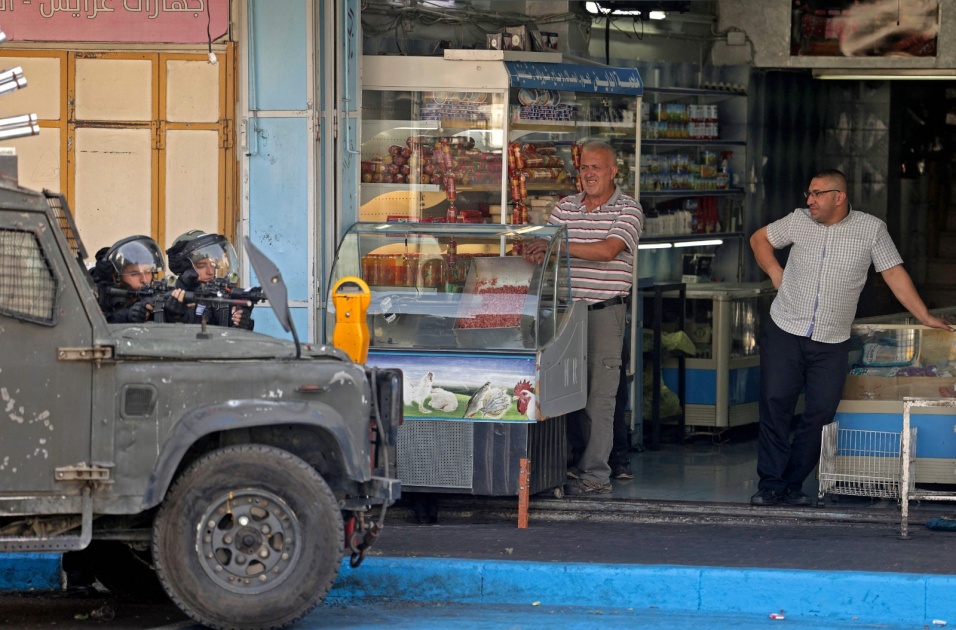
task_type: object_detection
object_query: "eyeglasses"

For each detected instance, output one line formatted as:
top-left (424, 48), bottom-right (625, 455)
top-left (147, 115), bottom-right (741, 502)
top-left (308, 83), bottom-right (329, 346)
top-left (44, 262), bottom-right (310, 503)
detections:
top-left (803, 189), bottom-right (841, 200)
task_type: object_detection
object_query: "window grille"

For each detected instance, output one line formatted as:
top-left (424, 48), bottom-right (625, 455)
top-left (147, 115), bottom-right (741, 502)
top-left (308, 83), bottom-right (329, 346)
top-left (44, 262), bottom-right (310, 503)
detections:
top-left (0, 228), bottom-right (58, 325)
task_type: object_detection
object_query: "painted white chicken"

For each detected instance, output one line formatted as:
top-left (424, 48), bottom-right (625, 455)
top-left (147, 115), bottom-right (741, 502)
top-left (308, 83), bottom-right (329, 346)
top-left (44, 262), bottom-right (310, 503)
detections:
top-left (427, 387), bottom-right (458, 412)
top-left (404, 371), bottom-right (434, 413)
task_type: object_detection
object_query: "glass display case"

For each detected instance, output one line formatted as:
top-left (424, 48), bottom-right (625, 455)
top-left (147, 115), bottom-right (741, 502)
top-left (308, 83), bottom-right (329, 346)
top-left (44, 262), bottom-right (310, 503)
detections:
top-left (327, 221), bottom-right (587, 497)
top-left (360, 53), bottom-right (642, 226)
top-left (835, 307), bottom-right (956, 485)
top-left (661, 282), bottom-right (775, 431)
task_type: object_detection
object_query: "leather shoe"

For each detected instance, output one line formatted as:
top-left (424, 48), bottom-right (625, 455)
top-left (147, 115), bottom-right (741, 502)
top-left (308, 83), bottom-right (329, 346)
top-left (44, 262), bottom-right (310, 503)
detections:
top-left (750, 489), bottom-right (781, 506)
top-left (783, 489), bottom-right (812, 506)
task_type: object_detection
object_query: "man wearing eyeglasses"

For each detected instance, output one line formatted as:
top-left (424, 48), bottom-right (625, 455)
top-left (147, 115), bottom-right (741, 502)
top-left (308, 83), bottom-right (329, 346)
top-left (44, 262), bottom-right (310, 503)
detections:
top-left (748, 169), bottom-right (951, 507)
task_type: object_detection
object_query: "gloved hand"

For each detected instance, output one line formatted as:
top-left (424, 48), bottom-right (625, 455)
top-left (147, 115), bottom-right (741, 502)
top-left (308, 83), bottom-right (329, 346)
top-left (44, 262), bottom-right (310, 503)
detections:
top-left (128, 300), bottom-right (149, 323)
top-left (232, 306), bottom-right (254, 330)
top-left (178, 268), bottom-right (199, 291)
top-left (163, 290), bottom-right (188, 318)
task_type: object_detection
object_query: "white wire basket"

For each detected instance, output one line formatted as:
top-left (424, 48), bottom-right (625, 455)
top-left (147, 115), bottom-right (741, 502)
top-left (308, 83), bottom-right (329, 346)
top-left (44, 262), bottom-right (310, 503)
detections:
top-left (817, 422), bottom-right (917, 500)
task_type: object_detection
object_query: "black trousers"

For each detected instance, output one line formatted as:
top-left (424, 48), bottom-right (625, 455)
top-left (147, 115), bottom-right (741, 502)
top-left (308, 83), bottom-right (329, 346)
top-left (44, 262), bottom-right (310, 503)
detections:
top-left (610, 345), bottom-right (631, 466)
top-left (757, 317), bottom-right (850, 493)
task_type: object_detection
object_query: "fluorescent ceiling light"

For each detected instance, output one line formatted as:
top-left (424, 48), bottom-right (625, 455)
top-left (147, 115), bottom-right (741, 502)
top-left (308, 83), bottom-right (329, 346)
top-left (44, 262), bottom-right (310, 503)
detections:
top-left (638, 242), bottom-right (672, 250)
top-left (673, 239), bottom-right (723, 248)
top-left (392, 122), bottom-right (440, 130)
top-left (649, 11), bottom-right (666, 20)
top-left (813, 69), bottom-right (956, 81)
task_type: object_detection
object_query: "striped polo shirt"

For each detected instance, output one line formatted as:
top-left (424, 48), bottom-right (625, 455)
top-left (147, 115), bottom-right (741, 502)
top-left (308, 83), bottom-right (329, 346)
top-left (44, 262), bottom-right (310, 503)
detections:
top-left (767, 207), bottom-right (903, 344)
top-left (548, 185), bottom-right (644, 303)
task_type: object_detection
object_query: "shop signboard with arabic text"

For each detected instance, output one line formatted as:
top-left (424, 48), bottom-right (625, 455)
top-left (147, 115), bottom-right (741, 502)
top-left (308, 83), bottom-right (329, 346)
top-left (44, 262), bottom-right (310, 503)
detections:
top-left (0, 0), bottom-right (228, 44)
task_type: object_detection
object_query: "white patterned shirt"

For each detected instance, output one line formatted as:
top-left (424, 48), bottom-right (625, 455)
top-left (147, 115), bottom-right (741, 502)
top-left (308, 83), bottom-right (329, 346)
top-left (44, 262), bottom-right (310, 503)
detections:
top-left (548, 185), bottom-right (644, 303)
top-left (767, 207), bottom-right (903, 343)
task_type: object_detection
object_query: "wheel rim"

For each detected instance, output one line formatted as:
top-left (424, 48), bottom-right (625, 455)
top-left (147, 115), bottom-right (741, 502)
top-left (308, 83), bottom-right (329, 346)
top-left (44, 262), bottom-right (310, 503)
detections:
top-left (196, 488), bottom-right (302, 595)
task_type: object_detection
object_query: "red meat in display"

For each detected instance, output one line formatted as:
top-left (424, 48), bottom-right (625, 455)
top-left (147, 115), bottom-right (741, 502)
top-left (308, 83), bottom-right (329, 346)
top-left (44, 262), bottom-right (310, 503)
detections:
top-left (456, 279), bottom-right (528, 329)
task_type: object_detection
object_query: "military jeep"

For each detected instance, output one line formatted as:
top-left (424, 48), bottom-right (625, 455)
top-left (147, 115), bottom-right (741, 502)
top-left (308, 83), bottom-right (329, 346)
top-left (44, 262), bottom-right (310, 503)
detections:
top-left (0, 185), bottom-right (401, 630)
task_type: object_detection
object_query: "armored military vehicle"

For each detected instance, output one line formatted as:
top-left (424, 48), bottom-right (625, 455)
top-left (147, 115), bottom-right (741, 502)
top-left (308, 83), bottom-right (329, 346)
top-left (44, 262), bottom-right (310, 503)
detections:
top-left (0, 186), bottom-right (401, 630)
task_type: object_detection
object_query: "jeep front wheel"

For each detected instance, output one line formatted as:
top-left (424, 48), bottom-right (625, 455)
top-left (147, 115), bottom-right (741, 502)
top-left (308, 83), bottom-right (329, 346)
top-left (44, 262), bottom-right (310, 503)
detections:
top-left (151, 444), bottom-right (343, 630)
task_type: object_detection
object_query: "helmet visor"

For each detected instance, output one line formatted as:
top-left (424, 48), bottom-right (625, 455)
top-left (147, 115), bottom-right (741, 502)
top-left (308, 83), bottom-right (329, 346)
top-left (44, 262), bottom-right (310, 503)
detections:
top-left (107, 236), bottom-right (165, 280)
top-left (183, 234), bottom-right (238, 281)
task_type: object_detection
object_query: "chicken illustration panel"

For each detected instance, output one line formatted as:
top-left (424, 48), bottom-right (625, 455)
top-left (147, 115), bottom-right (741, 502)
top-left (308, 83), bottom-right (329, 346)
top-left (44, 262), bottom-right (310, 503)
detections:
top-left (367, 351), bottom-right (539, 422)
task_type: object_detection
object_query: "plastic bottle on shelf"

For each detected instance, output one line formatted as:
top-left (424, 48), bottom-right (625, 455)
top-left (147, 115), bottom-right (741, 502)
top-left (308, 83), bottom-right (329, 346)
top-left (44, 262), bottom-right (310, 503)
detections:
top-left (720, 151), bottom-right (734, 189)
top-left (447, 237), bottom-right (457, 266)
top-left (643, 210), bottom-right (656, 237)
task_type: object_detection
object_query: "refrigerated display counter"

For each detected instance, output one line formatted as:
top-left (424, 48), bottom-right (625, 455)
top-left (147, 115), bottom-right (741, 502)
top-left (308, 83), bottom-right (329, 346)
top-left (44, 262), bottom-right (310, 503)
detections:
top-left (835, 307), bottom-right (956, 485)
top-left (327, 222), bottom-right (586, 498)
top-left (661, 282), bottom-right (775, 433)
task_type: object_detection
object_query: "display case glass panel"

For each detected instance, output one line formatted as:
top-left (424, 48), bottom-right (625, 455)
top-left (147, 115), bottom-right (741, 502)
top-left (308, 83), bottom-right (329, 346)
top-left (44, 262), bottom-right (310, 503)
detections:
top-left (360, 88), bottom-right (507, 222)
top-left (844, 307), bottom-right (956, 402)
top-left (361, 55), bottom-right (642, 226)
top-left (683, 283), bottom-right (774, 360)
top-left (328, 222), bottom-right (571, 353)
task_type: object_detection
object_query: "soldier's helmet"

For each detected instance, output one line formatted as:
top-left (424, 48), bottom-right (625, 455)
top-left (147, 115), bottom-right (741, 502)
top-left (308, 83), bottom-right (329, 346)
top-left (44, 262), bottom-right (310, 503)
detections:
top-left (180, 233), bottom-right (239, 283)
top-left (106, 235), bottom-right (165, 279)
top-left (165, 229), bottom-right (206, 275)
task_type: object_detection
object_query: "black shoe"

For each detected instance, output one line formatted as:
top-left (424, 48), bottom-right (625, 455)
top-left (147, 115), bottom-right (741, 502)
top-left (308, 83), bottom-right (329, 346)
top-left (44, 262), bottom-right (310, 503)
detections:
top-left (611, 465), bottom-right (634, 480)
top-left (750, 489), bottom-right (782, 506)
top-left (564, 478), bottom-right (613, 496)
top-left (783, 489), bottom-right (812, 506)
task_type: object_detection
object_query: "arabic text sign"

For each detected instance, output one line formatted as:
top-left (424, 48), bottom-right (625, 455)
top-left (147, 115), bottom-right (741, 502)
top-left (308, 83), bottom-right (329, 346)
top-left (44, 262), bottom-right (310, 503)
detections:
top-left (505, 62), bottom-right (643, 96)
top-left (0, 0), bottom-right (228, 44)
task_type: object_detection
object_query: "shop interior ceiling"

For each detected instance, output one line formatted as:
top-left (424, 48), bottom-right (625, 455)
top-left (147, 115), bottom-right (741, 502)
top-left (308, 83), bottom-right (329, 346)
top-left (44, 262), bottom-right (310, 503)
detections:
top-left (365, 1), bottom-right (956, 78)
top-left (362, 0), bottom-right (721, 64)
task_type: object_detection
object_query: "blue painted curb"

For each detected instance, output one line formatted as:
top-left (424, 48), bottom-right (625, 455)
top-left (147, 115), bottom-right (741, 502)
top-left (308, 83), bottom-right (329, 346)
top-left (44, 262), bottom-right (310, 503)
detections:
top-left (0, 553), bottom-right (61, 591)
top-left (330, 557), bottom-right (956, 626)
top-left (3, 551), bottom-right (953, 627)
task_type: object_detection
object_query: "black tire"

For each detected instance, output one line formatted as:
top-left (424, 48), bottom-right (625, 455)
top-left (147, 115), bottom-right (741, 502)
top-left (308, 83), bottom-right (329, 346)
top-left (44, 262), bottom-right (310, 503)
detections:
top-left (151, 445), bottom-right (344, 630)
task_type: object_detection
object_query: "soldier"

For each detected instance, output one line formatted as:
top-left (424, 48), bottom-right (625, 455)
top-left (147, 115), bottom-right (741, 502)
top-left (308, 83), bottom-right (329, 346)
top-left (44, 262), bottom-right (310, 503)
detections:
top-left (165, 231), bottom-right (255, 330)
top-left (91, 235), bottom-right (186, 323)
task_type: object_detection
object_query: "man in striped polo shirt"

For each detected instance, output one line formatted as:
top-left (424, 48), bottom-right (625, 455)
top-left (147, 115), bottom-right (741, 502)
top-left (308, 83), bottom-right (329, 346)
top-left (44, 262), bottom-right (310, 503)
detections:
top-left (524, 141), bottom-right (643, 496)
top-left (749, 169), bottom-right (951, 507)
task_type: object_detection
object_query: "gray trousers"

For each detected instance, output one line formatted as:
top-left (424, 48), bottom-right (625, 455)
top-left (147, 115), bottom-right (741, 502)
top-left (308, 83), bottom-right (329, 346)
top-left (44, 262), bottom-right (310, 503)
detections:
top-left (576, 303), bottom-right (626, 485)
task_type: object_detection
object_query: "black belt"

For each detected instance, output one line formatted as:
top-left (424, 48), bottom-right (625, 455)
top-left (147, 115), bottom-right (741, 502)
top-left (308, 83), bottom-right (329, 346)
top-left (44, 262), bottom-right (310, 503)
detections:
top-left (587, 296), bottom-right (627, 311)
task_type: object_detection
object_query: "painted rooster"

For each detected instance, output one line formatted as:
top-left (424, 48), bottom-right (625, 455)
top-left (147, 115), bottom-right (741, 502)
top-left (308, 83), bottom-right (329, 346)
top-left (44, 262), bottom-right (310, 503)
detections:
top-left (514, 389), bottom-right (538, 421)
top-left (513, 380), bottom-right (534, 414)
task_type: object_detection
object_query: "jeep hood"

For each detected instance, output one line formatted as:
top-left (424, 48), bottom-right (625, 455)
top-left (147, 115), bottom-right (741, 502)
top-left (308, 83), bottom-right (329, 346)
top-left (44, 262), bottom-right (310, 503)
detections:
top-left (104, 324), bottom-right (350, 361)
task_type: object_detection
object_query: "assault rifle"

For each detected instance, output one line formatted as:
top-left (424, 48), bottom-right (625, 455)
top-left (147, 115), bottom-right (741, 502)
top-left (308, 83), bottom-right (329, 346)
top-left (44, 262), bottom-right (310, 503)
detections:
top-left (192, 278), bottom-right (267, 306)
top-left (108, 281), bottom-right (254, 324)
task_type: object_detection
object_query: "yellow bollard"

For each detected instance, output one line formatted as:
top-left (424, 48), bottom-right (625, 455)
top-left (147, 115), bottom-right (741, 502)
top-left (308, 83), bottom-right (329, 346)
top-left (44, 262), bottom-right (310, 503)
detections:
top-left (331, 277), bottom-right (371, 364)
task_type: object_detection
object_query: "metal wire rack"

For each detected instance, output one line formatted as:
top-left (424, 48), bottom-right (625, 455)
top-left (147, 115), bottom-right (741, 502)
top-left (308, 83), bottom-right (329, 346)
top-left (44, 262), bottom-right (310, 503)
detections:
top-left (901, 398), bottom-right (956, 538)
top-left (818, 422), bottom-right (916, 501)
